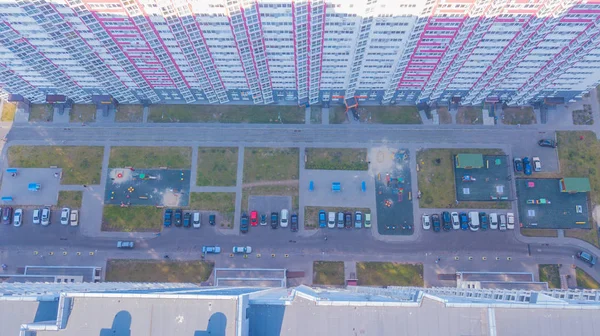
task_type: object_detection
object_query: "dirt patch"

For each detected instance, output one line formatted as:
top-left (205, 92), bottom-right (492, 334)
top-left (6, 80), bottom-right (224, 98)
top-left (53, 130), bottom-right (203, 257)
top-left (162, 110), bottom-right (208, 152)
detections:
top-left (502, 106), bottom-right (536, 125)
top-left (161, 189), bottom-right (183, 207)
top-left (573, 104), bottom-right (594, 125)
top-left (456, 106), bottom-right (483, 124)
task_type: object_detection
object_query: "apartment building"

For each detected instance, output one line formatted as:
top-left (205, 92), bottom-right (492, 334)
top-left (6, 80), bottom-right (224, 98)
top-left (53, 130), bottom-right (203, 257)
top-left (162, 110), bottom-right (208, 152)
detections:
top-left (1, 0), bottom-right (600, 106)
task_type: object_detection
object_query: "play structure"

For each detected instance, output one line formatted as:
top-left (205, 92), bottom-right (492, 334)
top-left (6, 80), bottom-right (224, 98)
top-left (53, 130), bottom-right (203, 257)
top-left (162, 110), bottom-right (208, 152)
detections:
top-left (28, 183), bottom-right (41, 192)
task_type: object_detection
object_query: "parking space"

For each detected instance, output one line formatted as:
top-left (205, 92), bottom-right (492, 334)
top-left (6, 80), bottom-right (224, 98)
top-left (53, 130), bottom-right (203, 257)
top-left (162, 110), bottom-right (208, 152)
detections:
top-left (0, 208), bottom-right (81, 240)
top-left (105, 169), bottom-right (191, 207)
top-left (249, 196), bottom-right (292, 218)
top-left (1, 168), bottom-right (61, 205)
top-left (454, 155), bottom-right (512, 202)
top-left (511, 134), bottom-right (559, 173)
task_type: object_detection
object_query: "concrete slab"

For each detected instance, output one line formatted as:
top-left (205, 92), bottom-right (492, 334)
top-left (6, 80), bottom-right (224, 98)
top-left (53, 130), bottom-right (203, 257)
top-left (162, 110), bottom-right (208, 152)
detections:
top-left (0, 168), bottom-right (62, 205)
top-left (301, 170), bottom-right (375, 208)
top-left (96, 107), bottom-right (115, 123)
top-left (52, 107), bottom-right (70, 123)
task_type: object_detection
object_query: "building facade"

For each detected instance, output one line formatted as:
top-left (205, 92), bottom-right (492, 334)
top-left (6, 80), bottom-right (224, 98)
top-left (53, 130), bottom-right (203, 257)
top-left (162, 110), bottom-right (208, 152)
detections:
top-left (1, 0), bottom-right (600, 106)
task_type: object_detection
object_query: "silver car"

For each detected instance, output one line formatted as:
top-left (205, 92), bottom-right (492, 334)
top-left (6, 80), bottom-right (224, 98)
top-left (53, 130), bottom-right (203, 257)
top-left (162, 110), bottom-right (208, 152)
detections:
top-left (41, 208), bottom-right (50, 226)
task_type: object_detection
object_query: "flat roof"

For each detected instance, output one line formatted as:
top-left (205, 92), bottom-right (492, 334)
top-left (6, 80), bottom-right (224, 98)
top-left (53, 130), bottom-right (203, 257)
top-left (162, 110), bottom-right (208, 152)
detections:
top-left (560, 177), bottom-right (591, 193)
top-left (495, 307), bottom-right (600, 336)
top-left (0, 300), bottom-right (57, 332)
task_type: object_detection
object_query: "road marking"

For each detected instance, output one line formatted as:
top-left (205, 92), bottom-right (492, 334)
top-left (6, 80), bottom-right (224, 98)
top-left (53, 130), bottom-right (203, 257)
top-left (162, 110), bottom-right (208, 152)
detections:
top-left (482, 257), bottom-right (487, 261)
top-left (48, 252), bottom-right (54, 256)
top-left (507, 257), bottom-right (512, 261)
top-left (468, 256), bottom-right (473, 260)
top-left (63, 252), bottom-right (68, 256)
top-left (33, 251), bottom-right (38, 255)
top-left (256, 253), bottom-right (261, 258)
top-left (77, 252), bottom-right (81, 256)
top-left (285, 254), bottom-right (289, 258)
top-left (229, 253), bottom-right (234, 257)
top-left (89, 252), bottom-right (94, 256)
top-left (495, 257), bottom-right (500, 260)
top-left (271, 254), bottom-right (276, 258)
top-left (243, 254), bottom-right (248, 259)
top-left (454, 256), bottom-right (459, 260)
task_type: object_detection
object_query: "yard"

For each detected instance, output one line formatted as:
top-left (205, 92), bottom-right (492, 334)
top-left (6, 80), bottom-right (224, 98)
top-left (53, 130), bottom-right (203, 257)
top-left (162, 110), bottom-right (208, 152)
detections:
top-left (116, 104), bottom-right (144, 122)
top-left (57, 191), bottom-right (83, 208)
top-left (242, 184), bottom-right (299, 212)
top-left (329, 106), bottom-right (348, 124)
top-left (502, 106), bottom-right (536, 125)
top-left (29, 104), bottom-right (53, 122)
top-left (417, 148), bottom-right (509, 209)
top-left (8, 146), bottom-right (104, 185)
top-left (148, 104), bottom-right (305, 123)
top-left (356, 262), bottom-right (423, 287)
top-left (576, 267), bottom-right (600, 289)
top-left (310, 106), bottom-right (322, 124)
top-left (538, 264), bottom-right (561, 289)
top-left (197, 147), bottom-right (238, 186)
top-left (109, 146), bottom-right (192, 169)
top-left (1, 101), bottom-right (16, 121)
top-left (313, 261), bottom-right (345, 286)
top-left (328, 105), bottom-right (421, 124)
top-left (437, 106), bottom-right (452, 124)
top-left (189, 192), bottom-right (236, 227)
top-left (70, 104), bottom-right (96, 123)
top-left (572, 104), bottom-right (594, 125)
top-left (105, 259), bottom-right (214, 283)
top-left (243, 147), bottom-right (299, 183)
top-left (456, 106), bottom-right (483, 124)
top-left (102, 205), bottom-right (163, 232)
top-left (305, 148), bottom-right (368, 170)
top-left (304, 206), bottom-right (371, 229)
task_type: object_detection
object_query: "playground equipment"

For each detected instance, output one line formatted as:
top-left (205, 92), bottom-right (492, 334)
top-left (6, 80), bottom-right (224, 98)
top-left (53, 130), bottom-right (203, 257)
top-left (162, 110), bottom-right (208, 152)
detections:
top-left (6, 168), bottom-right (17, 177)
top-left (361, 181), bottom-right (366, 192)
top-left (332, 182), bottom-right (341, 192)
top-left (309, 181), bottom-right (314, 191)
top-left (526, 198), bottom-right (551, 205)
top-left (462, 175), bottom-right (476, 182)
top-left (28, 183), bottom-right (41, 192)
top-left (1, 196), bottom-right (13, 202)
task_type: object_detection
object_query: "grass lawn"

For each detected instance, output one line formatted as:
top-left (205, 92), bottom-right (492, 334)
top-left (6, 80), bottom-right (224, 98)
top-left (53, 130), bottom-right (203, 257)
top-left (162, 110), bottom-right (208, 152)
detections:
top-left (70, 104), bottom-right (96, 123)
top-left (8, 146), bottom-right (104, 185)
top-left (1, 101), bottom-right (16, 121)
top-left (538, 264), bottom-right (561, 289)
top-left (102, 205), bottom-right (163, 232)
top-left (310, 106), bottom-right (321, 124)
top-left (116, 104), bottom-right (144, 122)
top-left (417, 148), bottom-right (509, 209)
top-left (57, 191), bottom-right (83, 208)
top-left (313, 261), bottom-right (345, 286)
top-left (437, 106), bottom-right (452, 124)
top-left (242, 184), bottom-right (299, 212)
top-left (502, 106), bottom-right (536, 125)
top-left (329, 106), bottom-right (348, 124)
top-left (456, 106), bottom-right (483, 124)
top-left (197, 147), bottom-right (238, 186)
top-left (356, 262), bottom-right (423, 287)
top-left (243, 147), bottom-right (299, 183)
top-left (572, 105), bottom-right (594, 125)
top-left (189, 192), bottom-right (235, 227)
top-left (576, 267), bottom-right (600, 289)
top-left (29, 104), bottom-right (53, 122)
top-left (520, 228), bottom-right (559, 238)
top-left (109, 146), bottom-right (192, 169)
top-left (361, 105), bottom-right (422, 124)
top-left (148, 104), bottom-right (305, 123)
top-left (305, 148), bottom-right (368, 170)
top-left (105, 259), bottom-right (214, 283)
top-left (304, 206), bottom-right (371, 229)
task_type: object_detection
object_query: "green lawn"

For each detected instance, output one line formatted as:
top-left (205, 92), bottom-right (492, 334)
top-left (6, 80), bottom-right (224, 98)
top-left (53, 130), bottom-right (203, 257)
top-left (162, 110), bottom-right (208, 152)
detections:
top-left (304, 206), bottom-right (371, 229)
top-left (8, 146), bottom-right (104, 185)
top-left (313, 261), bottom-right (345, 286)
top-left (148, 104), bottom-right (305, 123)
top-left (106, 259), bottom-right (214, 283)
top-left (116, 104), bottom-right (144, 122)
top-left (310, 106), bottom-right (322, 124)
top-left (57, 191), bottom-right (83, 208)
top-left (70, 104), bottom-right (96, 123)
top-left (109, 146), bottom-right (192, 169)
top-left (361, 105), bottom-right (422, 124)
top-left (329, 106), bottom-right (348, 124)
top-left (538, 264), bottom-right (561, 289)
top-left (357, 262), bottom-right (423, 287)
top-left (437, 106), bottom-right (452, 124)
top-left (102, 205), bottom-right (163, 232)
top-left (520, 228), bottom-right (559, 238)
top-left (242, 184), bottom-right (299, 212)
top-left (502, 106), bottom-right (536, 125)
top-left (305, 148), bottom-right (368, 170)
top-left (416, 148), bottom-right (509, 209)
top-left (197, 147), bottom-right (238, 186)
top-left (456, 106), bottom-right (483, 124)
top-left (29, 104), bottom-right (53, 122)
top-left (1, 101), bottom-right (16, 121)
top-left (576, 267), bottom-right (600, 289)
top-left (243, 148), bottom-right (299, 183)
top-left (189, 192), bottom-right (236, 228)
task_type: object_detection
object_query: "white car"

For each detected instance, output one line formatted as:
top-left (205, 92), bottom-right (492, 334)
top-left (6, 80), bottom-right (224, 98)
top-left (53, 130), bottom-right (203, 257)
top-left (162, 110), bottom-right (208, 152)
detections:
top-left (532, 157), bottom-right (541, 172)
top-left (233, 246), bottom-right (252, 254)
top-left (32, 209), bottom-right (40, 225)
top-left (192, 212), bottom-right (201, 228)
top-left (280, 209), bottom-right (289, 228)
top-left (507, 213), bottom-right (515, 230)
top-left (41, 208), bottom-right (50, 226)
top-left (327, 212), bottom-right (336, 229)
top-left (489, 213), bottom-right (498, 230)
top-left (13, 208), bottom-right (23, 227)
top-left (60, 208), bottom-right (70, 225)
top-left (451, 212), bottom-right (460, 230)
top-left (422, 214), bottom-right (431, 230)
top-left (499, 214), bottom-right (507, 231)
top-left (70, 210), bottom-right (79, 226)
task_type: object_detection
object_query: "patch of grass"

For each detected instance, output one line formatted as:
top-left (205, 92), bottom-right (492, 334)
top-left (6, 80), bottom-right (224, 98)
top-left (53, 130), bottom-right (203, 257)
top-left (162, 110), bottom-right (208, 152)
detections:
top-left (189, 192), bottom-right (235, 227)
top-left (57, 191), bottom-right (83, 208)
top-left (70, 104), bottom-right (96, 123)
top-left (116, 104), bottom-right (143, 122)
top-left (502, 106), bottom-right (536, 125)
top-left (305, 148), bottom-right (368, 170)
top-left (109, 146), bottom-right (192, 169)
top-left (576, 267), bottom-right (600, 289)
top-left (417, 148), bottom-right (507, 208)
top-left (437, 106), bottom-right (452, 124)
top-left (572, 105), bottom-right (594, 125)
top-left (520, 228), bottom-right (559, 237)
top-left (360, 105), bottom-right (422, 124)
top-left (539, 264), bottom-right (561, 289)
top-left (8, 146), bottom-right (104, 185)
top-left (304, 206), bottom-right (370, 229)
top-left (148, 104), bottom-right (305, 123)
top-left (243, 148), bottom-right (299, 183)
top-left (313, 261), bottom-right (345, 286)
top-left (565, 227), bottom-right (599, 247)
top-left (1, 101), bottom-right (16, 121)
top-left (102, 205), bottom-right (163, 232)
top-left (29, 104), bottom-right (53, 122)
top-left (329, 106), bottom-right (348, 124)
top-left (356, 262), bottom-right (423, 287)
top-left (242, 184), bottom-right (299, 212)
top-left (309, 106), bottom-right (322, 124)
top-left (106, 259), bottom-right (213, 283)
top-left (456, 106), bottom-right (483, 124)
top-left (197, 147), bottom-right (238, 186)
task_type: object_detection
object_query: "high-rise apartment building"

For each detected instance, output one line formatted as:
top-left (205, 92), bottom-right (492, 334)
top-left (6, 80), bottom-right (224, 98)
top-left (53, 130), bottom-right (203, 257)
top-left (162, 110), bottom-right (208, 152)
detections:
top-left (1, 0), bottom-right (600, 106)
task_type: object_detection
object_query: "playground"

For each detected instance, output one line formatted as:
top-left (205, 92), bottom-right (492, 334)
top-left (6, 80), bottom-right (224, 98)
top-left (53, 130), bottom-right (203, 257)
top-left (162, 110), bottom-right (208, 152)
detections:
top-left (104, 168), bottom-right (191, 207)
top-left (454, 154), bottom-right (512, 202)
top-left (516, 178), bottom-right (590, 229)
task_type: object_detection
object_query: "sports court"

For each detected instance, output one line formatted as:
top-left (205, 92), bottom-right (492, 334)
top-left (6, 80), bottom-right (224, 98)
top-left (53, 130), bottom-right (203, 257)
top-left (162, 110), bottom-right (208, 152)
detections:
top-left (105, 168), bottom-right (190, 207)
top-left (454, 154), bottom-right (512, 202)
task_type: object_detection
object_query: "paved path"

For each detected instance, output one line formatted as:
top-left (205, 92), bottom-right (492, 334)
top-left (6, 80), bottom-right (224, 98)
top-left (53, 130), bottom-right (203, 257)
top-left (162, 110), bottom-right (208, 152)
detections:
top-left (242, 179), bottom-right (299, 188)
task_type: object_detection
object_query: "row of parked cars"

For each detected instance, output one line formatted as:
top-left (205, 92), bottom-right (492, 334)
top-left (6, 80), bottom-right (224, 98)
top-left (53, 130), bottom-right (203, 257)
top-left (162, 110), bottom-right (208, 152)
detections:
top-left (163, 209), bottom-right (216, 228)
top-left (423, 211), bottom-right (515, 232)
top-left (241, 210), bottom-right (298, 232)
top-left (202, 245), bottom-right (252, 254)
top-left (1, 207), bottom-right (78, 227)
top-left (513, 157), bottom-right (541, 175)
top-left (320, 210), bottom-right (371, 229)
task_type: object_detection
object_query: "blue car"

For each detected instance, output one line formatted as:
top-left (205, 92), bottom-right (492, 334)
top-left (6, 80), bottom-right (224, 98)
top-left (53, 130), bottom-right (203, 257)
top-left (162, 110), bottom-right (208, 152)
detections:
top-left (459, 212), bottom-right (469, 231)
top-left (240, 213), bottom-right (249, 233)
top-left (318, 210), bottom-right (327, 228)
top-left (523, 157), bottom-right (532, 176)
top-left (202, 246), bottom-right (221, 254)
top-left (163, 209), bottom-right (172, 227)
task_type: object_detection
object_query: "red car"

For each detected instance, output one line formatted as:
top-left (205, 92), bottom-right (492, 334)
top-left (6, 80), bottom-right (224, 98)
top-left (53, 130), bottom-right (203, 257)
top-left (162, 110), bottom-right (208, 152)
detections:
top-left (250, 211), bottom-right (259, 226)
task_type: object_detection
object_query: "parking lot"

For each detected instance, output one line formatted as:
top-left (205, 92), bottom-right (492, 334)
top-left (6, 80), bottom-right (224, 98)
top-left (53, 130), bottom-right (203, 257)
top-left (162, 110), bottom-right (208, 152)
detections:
top-left (511, 135), bottom-right (559, 173)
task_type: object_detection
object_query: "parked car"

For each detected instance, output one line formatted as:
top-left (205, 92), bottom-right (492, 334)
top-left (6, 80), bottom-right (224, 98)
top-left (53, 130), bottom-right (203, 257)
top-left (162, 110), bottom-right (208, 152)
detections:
top-left (318, 210), bottom-right (327, 228)
top-left (240, 213), bottom-right (249, 233)
top-left (202, 246), bottom-right (221, 254)
top-left (577, 251), bottom-right (597, 266)
top-left (60, 208), bottom-right (70, 225)
top-left (280, 209), bottom-right (289, 228)
top-left (291, 214), bottom-right (299, 232)
top-left (233, 246), bottom-right (252, 254)
top-left (432, 214), bottom-right (441, 232)
top-left (337, 212), bottom-right (344, 228)
top-left (533, 156), bottom-right (541, 172)
top-left (70, 210), bottom-right (79, 226)
top-left (164, 209), bottom-right (173, 227)
top-left (117, 241), bottom-right (134, 249)
top-left (327, 211), bottom-right (336, 229)
top-left (260, 214), bottom-right (267, 226)
top-left (499, 214), bottom-right (507, 231)
top-left (209, 214), bottom-right (216, 226)
top-left (344, 212), bottom-right (352, 228)
top-left (468, 212), bottom-right (480, 232)
top-left (365, 213), bottom-right (371, 228)
top-left (32, 209), bottom-right (40, 225)
top-left (2, 207), bottom-right (13, 225)
top-left (459, 212), bottom-right (469, 231)
top-left (507, 213), bottom-right (515, 230)
top-left (270, 212), bottom-right (279, 229)
top-left (442, 211), bottom-right (452, 231)
top-left (513, 157), bottom-right (523, 172)
top-left (183, 212), bottom-right (191, 228)
top-left (354, 211), bottom-right (363, 229)
top-left (193, 212), bottom-right (201, 229)
top-left (422, 214), bottom-right (431, 230)
top-left (41, 208), bottom-right (50, 226)
top-left (451, 212), bottom-right (460, 230)
top-left (523, 157), bottom-right (532, 176)
top-left (479, 212), bottom-right (489, 230)
top-left (489, 213), bottom-right (498, 230)
top-left (538, 139), bottom-right (557, 148)
top-left (250, 211), bottom-right (259, 226)
top-left (174, 209), bottom-right (182, 227)
top-left (13, 208), bottom-right (22, 227)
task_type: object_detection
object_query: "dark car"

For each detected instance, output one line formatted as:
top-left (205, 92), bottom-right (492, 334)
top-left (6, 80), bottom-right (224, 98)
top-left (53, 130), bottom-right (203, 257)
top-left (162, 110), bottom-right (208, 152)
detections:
top-left (240, 213), bottom-right (249, 233)
top-left (538, 139), bottom-right (557, 148)
top-left (209, 214), bottom-right (216, 226)
top-left (513, 157), bottom-right (523, 172)
top-left (344, 212), bottom-right (352, 228)
top-left (174, 209), bottom-right (182, 227)
top-left (577, 251), bottom-right (597, 266)
top-left (318, 210), bottom-right (327, 228)
top-left (459, 212), bottom-right (469, 231)
top-left (441, 211), bottom-right (452, 231)
top-left (2, 207), bottom-right (12, 225)
top-left (479, 212), bottom-right (489, 230)
top-left (432, 214), bottom-right (441, 232)
top-left (291, 214), bottom-right (298, 232)
top-left (523, 157), bottom-right (532, 176)
top-left (270, 212), bottom-right (279, 229)
top-left (163, 209), bottom-right (173, 227)
top-left (183, 212), bottom-right (191, 228)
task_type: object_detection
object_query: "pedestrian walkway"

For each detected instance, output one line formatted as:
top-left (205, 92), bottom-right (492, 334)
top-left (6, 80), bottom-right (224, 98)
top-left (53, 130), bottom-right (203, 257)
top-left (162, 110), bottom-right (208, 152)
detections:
top-left (559, 264), bottom-right (577, 289)
top-left (344, 261), bottom-right (357, 283)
